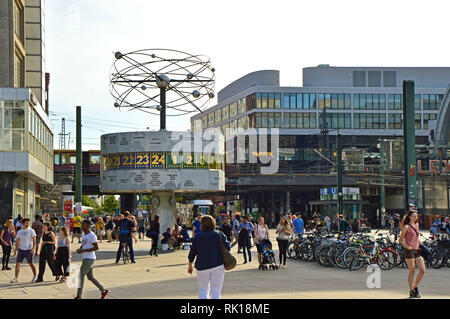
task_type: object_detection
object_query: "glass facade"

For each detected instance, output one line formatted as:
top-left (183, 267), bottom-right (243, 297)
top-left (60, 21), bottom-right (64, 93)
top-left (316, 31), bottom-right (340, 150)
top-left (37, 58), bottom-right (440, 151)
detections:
top-left (283, 112), bottom-right (317, 129)
top-left (388, 114), bottom-right (403, 129)
top-left (318, 94), bottom-right (350, 110)
top-left (423, 113), bottom-right (437, 129)
top-left (318, 113), bottom-right (352, 129)
top-left (423, 94), bottom-right (443, 110)
top-left (256, 93), bottom-right (281, 109)
top-left (283, 93), bottom-right (316, 109)
top-left (353, 113), bottom-right (386, 129)
top-left (253, 112), bottom-right (282, 128)
top-left (353, 94), bottom-right (386, 110)
top-left (0, 100), bottom-right (53, 169)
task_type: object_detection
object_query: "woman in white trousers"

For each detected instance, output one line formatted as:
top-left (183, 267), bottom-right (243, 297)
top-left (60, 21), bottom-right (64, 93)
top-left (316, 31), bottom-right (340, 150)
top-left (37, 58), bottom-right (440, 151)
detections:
top-left (188, 215), bottom-right (230, 299)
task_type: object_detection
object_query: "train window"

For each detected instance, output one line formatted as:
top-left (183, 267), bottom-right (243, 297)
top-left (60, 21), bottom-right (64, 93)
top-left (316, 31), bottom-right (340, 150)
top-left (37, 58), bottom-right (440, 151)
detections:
top-left (90, 155), bottom-right (101, 165)
top-left (69, 155), bottom-right (76, 164)
top-left (54, 154), bottom-right (60, 165)
top-left (61, 155), bottom-right (66, 165)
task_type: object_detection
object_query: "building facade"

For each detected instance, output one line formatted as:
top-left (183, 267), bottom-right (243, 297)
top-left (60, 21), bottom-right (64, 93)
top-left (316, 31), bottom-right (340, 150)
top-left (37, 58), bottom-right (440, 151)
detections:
top-left (190, 66), bottom-right (450, 226)
top-left (0, 0), bottom-right (53, 223)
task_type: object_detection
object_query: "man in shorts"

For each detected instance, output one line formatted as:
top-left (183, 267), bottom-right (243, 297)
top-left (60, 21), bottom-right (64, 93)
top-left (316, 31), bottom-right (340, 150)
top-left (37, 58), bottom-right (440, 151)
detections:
top-left (72, 211), bottom-right (82, 243)
top-left (10, 218), bottom-right (37, 283)
top-left (137, 216), bottom-right (145, 240)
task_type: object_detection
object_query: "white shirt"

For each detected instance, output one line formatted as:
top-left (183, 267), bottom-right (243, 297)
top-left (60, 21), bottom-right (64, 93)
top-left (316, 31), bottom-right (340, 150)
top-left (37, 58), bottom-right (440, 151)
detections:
top-left (16, 228), bottom-right (36, 251)
top-left (81, 231), bottom-right (98, 260)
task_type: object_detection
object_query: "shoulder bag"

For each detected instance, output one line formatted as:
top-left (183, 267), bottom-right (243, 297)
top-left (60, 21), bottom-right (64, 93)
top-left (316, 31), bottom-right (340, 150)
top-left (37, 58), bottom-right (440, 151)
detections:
top-left (218, 231), bottom-right (236, 271)
top-left (408, 224), bottom-right (431, 262)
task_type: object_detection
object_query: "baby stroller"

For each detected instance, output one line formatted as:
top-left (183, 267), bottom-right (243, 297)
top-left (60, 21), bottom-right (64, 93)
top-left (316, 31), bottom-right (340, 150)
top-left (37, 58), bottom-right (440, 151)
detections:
top-left (258, 239), bottom-right (278, 270)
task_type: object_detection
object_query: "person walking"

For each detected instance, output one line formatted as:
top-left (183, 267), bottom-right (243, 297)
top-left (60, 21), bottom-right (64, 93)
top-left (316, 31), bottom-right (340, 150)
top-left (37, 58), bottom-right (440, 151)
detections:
top-left (36, 222), bottom-right (59, 282)
top-left (393, 213), bottom-right (401, 241)
top-left (231, 215), bottom-right (241, 252)
top-left (96, 217), bottom-right (105, 243)
top-left (254, 217), bottom-right (269, 265)
top-left (115, 211), bottom-right (136, 263)
top-left (239, 216), bottom-right (254, 264)
top-left (137, 216), bottom-right (145, 240)
top-left (10, 218), bottom-right (37, 283)
top-left (292, 214), bottom-right (305, 237)
top-left (72, 212), bottom-right (82, 244)
top-left (53, 226), bottom-right (71, 283)
top-left (338, 214), bottom-right (348, 232)
top-left (192, 213), bottom-right (202, 239)
top-left (1, 219), bottom-right (15, 270)
top-left (31, 215), bottom-right (43, 256)
top-left (75, 220), bottom-right (109, 299)
top-left (219, 217), bottom-right (232, 242)
top-left (324, 215), bottom-right (331, 232)
top-left (105, 216), bottom-right (114, 242)
top-left (14, 216), bottom-right (23, 233)
top-left (275, 216), bottom-right (291, 269)
top-left (399, 210), bottom-right (426, 298)
top-left (149, 214), bottom-right (160, 256)
top-left (187, 215), bottom-right (230, 299)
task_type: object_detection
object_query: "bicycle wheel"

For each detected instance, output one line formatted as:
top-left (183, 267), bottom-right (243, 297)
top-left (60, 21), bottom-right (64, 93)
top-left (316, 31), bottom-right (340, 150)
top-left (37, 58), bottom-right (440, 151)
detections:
top-left (318, 246), bottom-right (332, 267)
top-left (377, 250), bottom-right (397, 270)
top-left (123, 246), bottom-right (130, 264)
top-left (343, 247), bottom-right (364, 270)
top-left (287, 242), bottom-right (297, 259)
top-left (431, 246), bottom-right (445, 269)
top-left (334, 247), bottom-right (347, 269)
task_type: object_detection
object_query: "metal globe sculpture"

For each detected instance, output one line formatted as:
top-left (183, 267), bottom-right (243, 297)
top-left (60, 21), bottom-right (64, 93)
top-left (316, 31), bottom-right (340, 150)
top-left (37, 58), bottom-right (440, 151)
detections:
top-left (109, 49), bottom-right (215, 129)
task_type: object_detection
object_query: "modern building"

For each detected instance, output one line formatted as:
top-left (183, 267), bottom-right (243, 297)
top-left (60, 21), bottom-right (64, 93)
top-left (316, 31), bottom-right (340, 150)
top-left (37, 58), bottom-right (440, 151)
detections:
top-left (0, 0), bottom-right (53, 223)
top-left (190, 66), bottom-right (450, 226)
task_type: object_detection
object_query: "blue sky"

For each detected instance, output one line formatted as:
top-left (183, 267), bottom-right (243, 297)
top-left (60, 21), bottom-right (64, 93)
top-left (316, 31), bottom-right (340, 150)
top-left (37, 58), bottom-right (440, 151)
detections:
top-left (46, 0), bottom-right (450, 150)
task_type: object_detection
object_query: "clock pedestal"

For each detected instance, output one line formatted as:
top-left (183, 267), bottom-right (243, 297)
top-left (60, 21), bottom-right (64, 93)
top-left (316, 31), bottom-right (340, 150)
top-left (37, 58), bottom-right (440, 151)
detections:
top-left (151, 190), bottom-right (176, 246)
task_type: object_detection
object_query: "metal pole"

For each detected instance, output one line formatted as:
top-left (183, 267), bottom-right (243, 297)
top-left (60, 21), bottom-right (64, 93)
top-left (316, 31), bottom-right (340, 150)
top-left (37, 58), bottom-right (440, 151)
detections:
top-left (403, 81), bottom-right (417, 211)
top-left (380, 139), bottom-right (386, 227)
top-left (160, 87), bottom-right (166, 130)
top-left (75, 106), bottom-right (82, 213)
top-left (337, 133), bottom-right (343, 220)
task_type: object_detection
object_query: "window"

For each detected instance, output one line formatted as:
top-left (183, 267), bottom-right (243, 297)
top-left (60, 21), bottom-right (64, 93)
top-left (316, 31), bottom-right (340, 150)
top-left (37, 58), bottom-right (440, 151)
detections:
top-left (201, 115), bottom-right (207, 129)
top-left (423, 113), bottom-right (437, 129)
top-left (354, 113), bottom-right (386, 129)
top-left (222, 105), bottom-right (229, 121)
top-left (90, 155), bottom-right (101, 165)
top-left (368, 71), bottom-right (381, 87)
top-left (14, 54), bottom-right (23, 88)
top-left (256, 93), bottom-right (262, 108)
top-left (238, 116), bottom-right (246, 129)
top-left (354, 94), bottom-right (386, 110)
top-left (207, 112), bottom-right (214, 127)
top-left (383, 71), bottom-right (396, 87)
top-left (54, 154), bottom-right (60, 165)
top-left (70, 155), bottom-right (76, 164)
top-left (423, 94), bottom-right (443, 110)
top-left (261, 94), bottom-right (268, 109)
top-left (320, 113), bottom-right (351, 129)
top-left (13, 2), bottom-right (23, 41)
top-left (230, 102), bottom-right (238, 117)
top-left (388, 114), bottom-right (402, 129)
top-left (388, 94), bottom-right (403, 110)
top-left (353, 71), bottom-right (366, 87)
top-left (256, 93), bottom-right (281, 109)
top-left (215, 109), bottom-right (222, 124)
top-left (238, 98), bottom-right (246, 114)
top-left (283, 113), bottom-right (290, 128)
top-left (415, 94), bottom-right (421, 110)
top-left (415, 113), bottom-right (421, 130)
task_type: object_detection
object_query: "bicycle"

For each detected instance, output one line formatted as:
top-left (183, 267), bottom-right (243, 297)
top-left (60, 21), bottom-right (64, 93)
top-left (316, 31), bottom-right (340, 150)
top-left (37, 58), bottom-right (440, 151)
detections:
top-left (122, 241), bottom-right (130, 264)
top-left (344, 233), bottom-right (398, 271)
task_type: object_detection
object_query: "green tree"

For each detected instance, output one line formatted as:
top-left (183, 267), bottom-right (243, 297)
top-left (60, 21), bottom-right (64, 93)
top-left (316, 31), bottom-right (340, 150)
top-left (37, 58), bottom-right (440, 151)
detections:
top-left (103, 195), bottom-right (119, 214)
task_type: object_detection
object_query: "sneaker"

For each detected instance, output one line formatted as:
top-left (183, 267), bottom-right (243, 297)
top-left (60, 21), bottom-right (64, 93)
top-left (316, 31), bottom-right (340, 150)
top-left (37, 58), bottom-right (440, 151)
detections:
top-left (5, 267), bottom-right (11, 270)
top-left (1, 267), bottom-right (5, 271)
top-left (100, 289), bottom-right (110, 299)
top-left (74, 296), bottom-right (81, 299)
top-left (10, 278), bottom-right (18, 283)
top-left (131, 261), bottom-right (136, 264)
top-left (414, 287), bottom-right (421, 298)
top-left (31, 276), bottom-right (37, 283)
top-left (409, 290), bottom-right (416, 298)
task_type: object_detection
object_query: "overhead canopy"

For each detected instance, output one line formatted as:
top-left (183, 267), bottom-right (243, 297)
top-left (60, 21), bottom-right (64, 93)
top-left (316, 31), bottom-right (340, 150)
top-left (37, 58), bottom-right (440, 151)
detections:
top-left (190, 200), bottom-right (213, 206)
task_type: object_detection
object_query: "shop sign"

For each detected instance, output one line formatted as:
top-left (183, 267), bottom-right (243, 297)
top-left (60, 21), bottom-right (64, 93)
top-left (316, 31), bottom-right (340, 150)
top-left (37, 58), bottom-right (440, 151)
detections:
top-left (417, 159), bottom-right (450, 175)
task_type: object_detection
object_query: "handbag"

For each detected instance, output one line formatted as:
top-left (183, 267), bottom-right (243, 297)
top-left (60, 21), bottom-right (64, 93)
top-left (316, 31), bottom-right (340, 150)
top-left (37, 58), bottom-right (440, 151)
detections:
top-left (218, 231), bottom-right (236, 271)
top-left (419, 243), bottom-right (431, 262)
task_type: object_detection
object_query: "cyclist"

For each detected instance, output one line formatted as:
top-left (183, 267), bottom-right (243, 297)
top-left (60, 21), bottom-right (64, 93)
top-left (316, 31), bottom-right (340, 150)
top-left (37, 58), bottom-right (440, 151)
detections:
top-left (115, 211), bottom-right (136, 264)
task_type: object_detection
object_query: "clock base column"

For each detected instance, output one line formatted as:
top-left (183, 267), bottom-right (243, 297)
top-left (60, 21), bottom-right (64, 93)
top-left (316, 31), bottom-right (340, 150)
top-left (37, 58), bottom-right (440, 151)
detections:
top-left (152, 190), bottom-right (176, 249)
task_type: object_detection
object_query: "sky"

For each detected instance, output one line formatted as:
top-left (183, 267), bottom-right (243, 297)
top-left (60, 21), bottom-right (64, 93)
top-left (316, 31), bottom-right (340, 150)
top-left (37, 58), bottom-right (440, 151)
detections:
top-left (46, 0), bottom-right (450, 150)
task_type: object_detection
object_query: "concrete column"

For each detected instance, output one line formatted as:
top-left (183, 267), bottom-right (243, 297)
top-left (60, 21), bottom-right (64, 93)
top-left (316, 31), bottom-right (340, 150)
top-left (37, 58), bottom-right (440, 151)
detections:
top-left (286, 190), bottom-right (291, 214)
top-left (152, 191), bottom-right (176, 241)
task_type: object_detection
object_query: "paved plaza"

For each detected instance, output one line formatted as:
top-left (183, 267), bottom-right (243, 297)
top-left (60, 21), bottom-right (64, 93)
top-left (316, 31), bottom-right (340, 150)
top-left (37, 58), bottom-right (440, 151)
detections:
top-left (0, 230), bottom-right (448, 299)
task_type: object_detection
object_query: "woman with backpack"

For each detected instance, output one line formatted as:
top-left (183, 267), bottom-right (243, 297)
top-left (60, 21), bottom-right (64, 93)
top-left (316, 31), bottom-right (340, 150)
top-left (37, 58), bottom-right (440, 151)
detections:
top-left (399, 210), bottom-right (426, 298)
